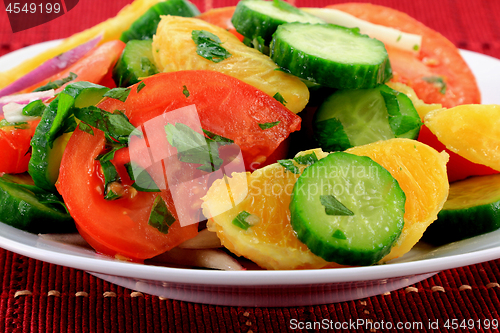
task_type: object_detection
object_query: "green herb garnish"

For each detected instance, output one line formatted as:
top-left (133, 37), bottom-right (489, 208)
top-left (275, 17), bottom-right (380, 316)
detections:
top-left (96, 147), bottom-right (125, 200)
top-left (293, 152), bottom-right (318, 166)
top-left (258, 121), bottom-right (280, 130)
top-left (380, 86), bottom-right (422, 136)
top-left (202, 129), bottom-right (234, 145)
top-left (148, 195), bottom-right (176, 234)
top-left (272, 92), bottom-right (287, 106)
top-left (182, 85), bottom-right (190, 98)
top-left (332, 229), bottom-right (347, 240)
top-left (191, 30), bottom-right (232, 63)
top-left (232, 211), bottom-right (252, 230)
top-left (104, 87), bottom-right (131, 102)
top-left (422, 76), bottom-right (447, 94)
top-left (33, 72), bottom-right (77, 92)
top-left (74, 107), bottom-right (141, 144)
top-left (78, 122), bottom-right (94, 135)
top-left (137, 81), bottom-right (146, 93)
top-left (125, 162), bottom-right (161, 192)
top-left (0, 119), bottom-right (28, 129)
top-left (320, 194), bottom-right (354, 216)
top-left (165, 123), bottom-right (224, 172)
top-left (278, 159), bottom-right (299, 174)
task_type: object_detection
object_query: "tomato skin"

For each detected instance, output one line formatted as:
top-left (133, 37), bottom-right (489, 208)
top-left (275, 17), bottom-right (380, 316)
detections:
top-left (56, 127), bottom-right (198, 261)
top-left (23, 40), bottom-right (125, 93)
top-left (0, 118), bottom-right (39, 174)
top-left (329, 3), bottom-right (481, 108)
top-left (418, 125), bottom-right (498, 182)
top-left (98, 70), bottom-right (301, 169)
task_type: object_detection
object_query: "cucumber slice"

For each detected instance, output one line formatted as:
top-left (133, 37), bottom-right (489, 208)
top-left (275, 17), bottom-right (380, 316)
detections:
top-left (313, 84), bottom-right (422, 151)
top-left (290, 152), bottom-right (405, 266)
top-left (29, 82), bottom-right (109, 192)
top-left (271, 22), bottom-right (392, 89)
top-left (0, 174), bottom-right (74, 233)
top-left (120, 0), bottom-right (200, 43)
top-left (422, 174), bottom-right (500, 245)
top-left (232, 0), bottom-right (323, 44)
top-left (113, 40), bottom-right (158, 87)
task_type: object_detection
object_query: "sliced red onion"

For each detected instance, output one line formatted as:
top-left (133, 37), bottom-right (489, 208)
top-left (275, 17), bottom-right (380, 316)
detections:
top-left (0, 35), bottom-right (102, 98)
top-left (0, 89), bottom-right (54, 119)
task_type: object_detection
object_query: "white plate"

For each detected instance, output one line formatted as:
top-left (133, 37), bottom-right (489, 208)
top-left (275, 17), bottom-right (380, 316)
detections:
top-left (1, 42), bottom-right (500, 307)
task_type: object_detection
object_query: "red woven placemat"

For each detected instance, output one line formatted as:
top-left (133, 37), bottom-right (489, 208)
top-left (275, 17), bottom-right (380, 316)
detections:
top-left (1, 0), bottom-right (500, 332)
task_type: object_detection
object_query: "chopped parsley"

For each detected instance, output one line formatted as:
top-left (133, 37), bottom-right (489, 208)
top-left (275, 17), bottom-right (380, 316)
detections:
top-left (165, 123), bottom-right (232, 172)
top-left (272, 92), bottom-right (287, 106)
top-left (293, 152), bottom-right (318, 166)
top-left (125, 162), bottom-right (161, 192)
top-left (33, 72), bottom-right (77, 92)
top-left (422, 76), bottom-right (447, 94)
top-left (148, 196), bottom-right (176, 234)
top-left (136, 81), bottom-right (146, 93)
top-left (0, 119), bottom-right (28, 129)
top-left (258, 121), bottom-right (280, 130)
top-left (202, 129), bottom-right (234, 145)
top-left (332, 229), bottom-right (347, 240)
top-left (73, 106), bottom-right (141, 144)
top-left (103, 87), bottom-right (131, 102)
top-left (191, 30), bottom-right (232, 63)
top-left (278, 159), bottom-right (299, 174)
top-left (232, 211), bottom-right (252, 230)
top-left (320, 194), bottom-right (354, 216)
top-left (182, 85), bottom-right (190, 98)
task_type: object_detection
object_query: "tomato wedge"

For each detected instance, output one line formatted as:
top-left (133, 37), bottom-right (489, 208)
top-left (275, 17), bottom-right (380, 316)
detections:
top-left (418, 125), bottom-right (497, 182)
top-left (57, 127), bottom-right (198, 261)
top-left (98, 70), bottom-right (301, 169)
top-left (329, 3), bottom-right (481, 108)
top-left (0, 117), bottom-right (39, 174)
top-left (23, 40), bottom-right (125, 93)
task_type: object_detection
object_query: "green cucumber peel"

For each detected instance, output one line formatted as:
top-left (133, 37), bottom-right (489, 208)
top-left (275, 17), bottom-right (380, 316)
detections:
top-left (22, 100), bottom-right (46, 117)
top-left (47, 81), bottom-right (110, 145)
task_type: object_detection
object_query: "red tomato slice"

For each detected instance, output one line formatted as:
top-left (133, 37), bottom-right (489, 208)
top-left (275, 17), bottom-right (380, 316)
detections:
top-left (23, 40), bottom-right (125, 93)
top-left (329, 3), bottom-right (481, 108)
top-left (57, 127), bottom-right (198, 261)
top-left (197, 6), bottom-right (244, 41)
top-left (0, 117), bottom-right (39, 174)
top-left (418, 125), bottom-right (497, 182)
top-left (98, 70), bottom-right (301, 169)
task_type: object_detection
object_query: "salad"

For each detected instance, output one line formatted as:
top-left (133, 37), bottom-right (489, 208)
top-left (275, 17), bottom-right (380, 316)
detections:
top-left (0, 0), bottom-right (499, 271)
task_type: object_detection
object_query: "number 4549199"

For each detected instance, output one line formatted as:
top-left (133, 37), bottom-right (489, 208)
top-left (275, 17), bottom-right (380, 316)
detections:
top-left (444, 319), bottom-right (499, 330)
top-left (5, 2), bottom-right (61, 14)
